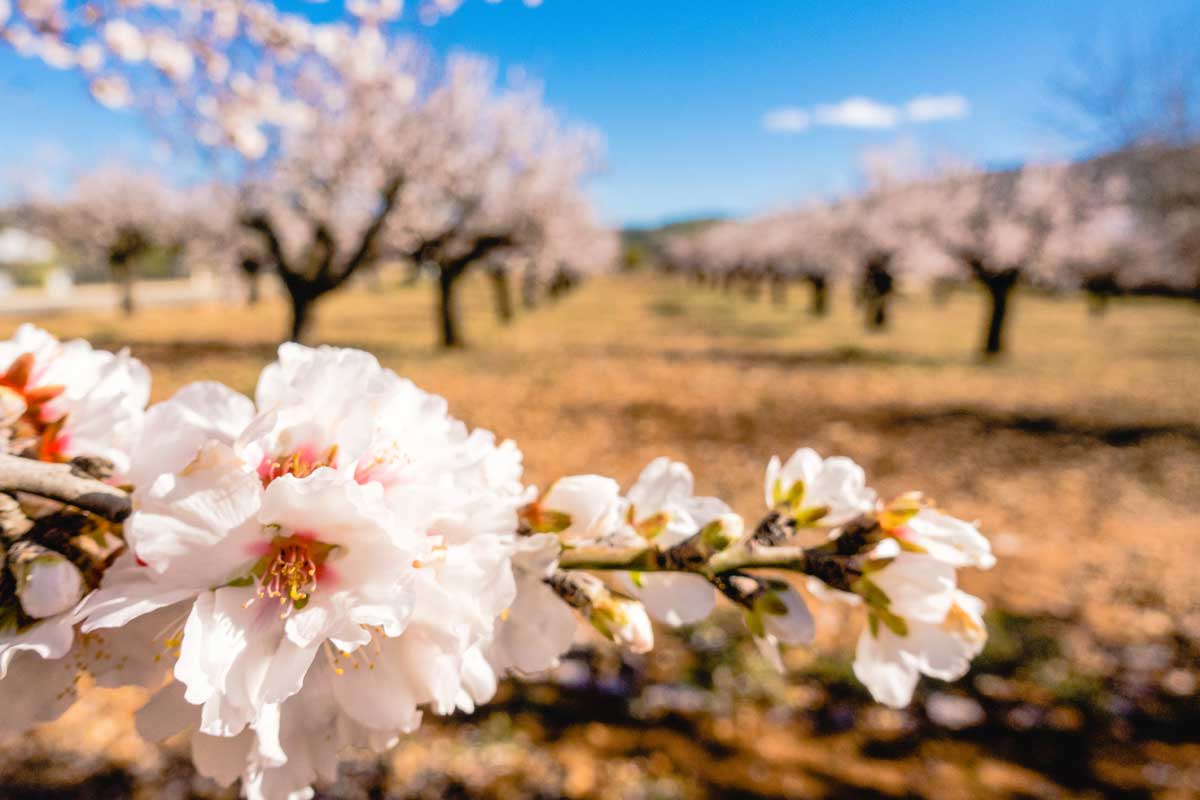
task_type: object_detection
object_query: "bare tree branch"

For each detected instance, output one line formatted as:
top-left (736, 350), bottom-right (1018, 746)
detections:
top-left (0, 455), bottom-right (131, 523)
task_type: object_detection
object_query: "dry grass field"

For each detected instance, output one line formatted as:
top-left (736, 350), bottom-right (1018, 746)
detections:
top-left (1, 274), bottom-right (1198, 799)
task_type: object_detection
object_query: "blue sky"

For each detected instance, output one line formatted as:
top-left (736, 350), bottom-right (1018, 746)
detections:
top-left (0, 0), bottom-right (1195, 227)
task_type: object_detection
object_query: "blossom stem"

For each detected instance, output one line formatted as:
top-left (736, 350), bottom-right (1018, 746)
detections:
top-left (556, 541), bottom-right (809, 575)
top-left (555, 512), bottom-right (881, 591)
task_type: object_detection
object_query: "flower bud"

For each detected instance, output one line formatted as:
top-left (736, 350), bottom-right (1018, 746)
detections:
top-left (15, 551), bottom-right (85, 619)
top-left (699, 512), bottom-right (744, 552)
top-left (590, 596), bottom-right (654, 654)
top-left (746, 583), bottom-right (815, 672)
top-left (758, 586), bottom-right (816, 646)
top-left (531, 475), bottom-right (622, 540)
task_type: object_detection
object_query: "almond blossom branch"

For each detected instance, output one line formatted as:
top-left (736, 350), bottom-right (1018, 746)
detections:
top-left (0, 327), bottom-right (998, 800)
top-left (554, 539), bottom-right (811, 576)
top-left (554, 512), bottom-right (875, 591)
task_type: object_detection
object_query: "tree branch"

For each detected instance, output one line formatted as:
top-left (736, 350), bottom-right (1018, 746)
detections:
top-left (327, 172), bottom-right (406, 292)
top-left (308, 219), bottom-right (338, 286)
top-left (556, 540), bottom-right (811, 576)
top-left (439, 233), bottom-right (514, 285)
top-left (0, 455), bottom-right (131, 523)
top-left (0, 493), bottom-right (32, 540)
top-left (554, 511), bottom-right (881, 594)
top-left (241, 211), bottom-right (295, 280)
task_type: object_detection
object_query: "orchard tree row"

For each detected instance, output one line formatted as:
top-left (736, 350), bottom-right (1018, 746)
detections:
top-left (659, 150), bottom-right (1199, 356)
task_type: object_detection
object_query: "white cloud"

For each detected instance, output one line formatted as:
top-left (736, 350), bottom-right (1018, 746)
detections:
top-left (814, 96), bottom-right (901, 129)
top-left (904, 93), bottom-right (969, 122)
top-left (763, 92), bottom-right (969, 134)
top-left (762, 107), bottom-right (812, 133)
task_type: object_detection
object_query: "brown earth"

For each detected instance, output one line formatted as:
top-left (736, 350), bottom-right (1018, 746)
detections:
top-left (1, 274), bottom-right (1197, 799)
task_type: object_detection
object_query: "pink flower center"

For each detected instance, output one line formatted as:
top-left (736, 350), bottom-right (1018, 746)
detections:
top-left (257, 443), bottom-right (338, 486)
top-left (260, 544), bottom-right (318, 607)
top-left (246, 534), bottom-right (337, 617)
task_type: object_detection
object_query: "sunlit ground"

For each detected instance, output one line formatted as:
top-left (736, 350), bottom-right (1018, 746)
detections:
top-left (2, 274), bottom-right (1198, 798)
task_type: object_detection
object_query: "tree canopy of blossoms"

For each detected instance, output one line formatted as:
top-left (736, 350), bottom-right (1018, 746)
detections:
top-left (0, 0), bottom-right (545, 160)
top-left (0, 325), bottom-right (996, 799)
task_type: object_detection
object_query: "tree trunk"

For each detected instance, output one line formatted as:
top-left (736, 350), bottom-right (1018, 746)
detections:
top-left (438, 268), bottom-right (463, 348)
top-left (109, 258), bottom-right (136, 317)
top-left (981, 272), bottom-right (1018, 357)
top-left (770, 275), bottom-right (787, 307)
top-left (119, 273), bottom-right (135, 317)
top-left (1086, 291), bottom-right (1109, 316)
top-left (521, 268), bottom-right (539, 310)
top-left (109, 233), bottom-right (144, 317)
top-left (930, 279), bottom-right (953, 307)
top-left (1083, 274), bottom-right (1116, 317)
top-left (367, 268), bottom-right (384, 292)
top-left (288, 288), bottom-right (316, 344)
top-left (489, 269), bottom-right (514, 324)
top-left (808, 275), bottom-right (828, 316)
top-left (866, 296), bottom-right (888, 329)
top-left (247, 272), bottom-right (261, 306)
top-left (547, 268), bottom-right (575, 300)
top-left (861, 257), bottom-right (894, 331)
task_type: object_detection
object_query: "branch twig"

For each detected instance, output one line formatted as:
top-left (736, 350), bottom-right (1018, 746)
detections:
top-left (556, 540), bottom-right (810, 576)
top-left (0, 455), bottom-right (131, 523)
top-left (554, 512), bottom-right (881, 593)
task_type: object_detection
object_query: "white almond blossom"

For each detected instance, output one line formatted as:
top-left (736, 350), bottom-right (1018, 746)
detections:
top-left (817, 539), bottom-right (986, 708)
top-left (0, 324), bottom-right (149, 473)
top-left (0, 325), bottom-right (150, 734)
top-left (0, 615), bottom-right (78, 732)
top-left (531, 474), bottom-right (624, 543)
top-left (0, 610), bottom-right (74, 693)
top-left (616, 457), bottom-right (737, 627)
top-left (103, 20), bottom-right (146, 63)
top-left (137, 673), bottom-right (399, 800)
top-left (0, 603), bottom-right (179, 733)
top-left (879, 496), bottom-right (996, 569)
top-left (853, 589), bottom-right (988, 709)
top-left (81, 343), bottom-right (535, 797)
top-left (484, 533), bottom-right (579, 676)
top-left (89, 74), bottom-right (133, 108)
top-left (588, 593), bottom-right (654, 654)
top-left (764, 447), bottom-right (877, 526)
top-left (530, 459), bottom-right (741, 628)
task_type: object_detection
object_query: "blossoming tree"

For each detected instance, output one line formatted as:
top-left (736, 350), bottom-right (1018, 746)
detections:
top-left (237, 48), bottom-right (608, 345)
top-left (7, 166), bottom-right (203, 315)
top-left (378, 59), bottom-right (609, 348)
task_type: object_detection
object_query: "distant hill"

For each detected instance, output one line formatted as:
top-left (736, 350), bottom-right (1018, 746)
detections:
top-left (620, 215), bottom-right (726, 252)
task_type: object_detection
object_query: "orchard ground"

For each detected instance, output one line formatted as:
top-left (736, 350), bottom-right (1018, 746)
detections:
top-left (2, 275), bottom-right (1198, 799)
